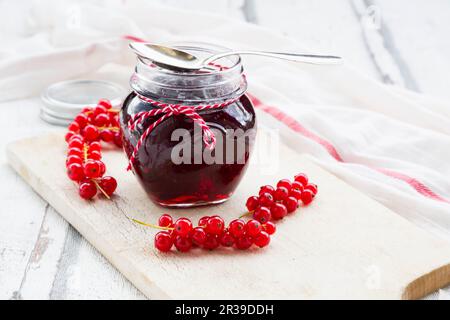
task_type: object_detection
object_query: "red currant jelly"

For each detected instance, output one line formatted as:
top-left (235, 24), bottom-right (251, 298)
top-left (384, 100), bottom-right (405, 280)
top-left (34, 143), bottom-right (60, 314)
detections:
top-left (120, 43), bottom-right (257, 207)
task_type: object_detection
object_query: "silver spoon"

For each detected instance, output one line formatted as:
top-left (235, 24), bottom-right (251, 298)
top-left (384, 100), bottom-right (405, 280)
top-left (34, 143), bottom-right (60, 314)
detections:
top-left (129, 42), bottom-right (343, 71)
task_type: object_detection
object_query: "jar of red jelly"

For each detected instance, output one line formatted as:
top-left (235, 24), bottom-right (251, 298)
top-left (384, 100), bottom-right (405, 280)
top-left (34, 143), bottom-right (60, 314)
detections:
top-left (119, 43), bottom-right (256, 207)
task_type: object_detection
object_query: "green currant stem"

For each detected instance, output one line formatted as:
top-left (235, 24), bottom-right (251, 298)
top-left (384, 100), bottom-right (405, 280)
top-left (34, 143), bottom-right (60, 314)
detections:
top-left (92, 179), bottom-right (110, 200)
top-left (239, 210), bottom-right (254, 219)
top-left (132, 218), bottom-right (174, 231)
top-left (83, 143), bottom-right (89, 163)
top-left (85, 109), bottom-right (119, 115)
top-left (97, 126), bottom-right (120, 132)
top-left (82, 143), bottom-right (110, 200)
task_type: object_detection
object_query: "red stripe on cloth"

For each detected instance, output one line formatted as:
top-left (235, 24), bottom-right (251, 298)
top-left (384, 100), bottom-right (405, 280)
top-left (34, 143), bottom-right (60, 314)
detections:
top-left (248, 93), bottom-right (344, 162)
top-left (123, 35), bottom-right (146, 42)
top-left (375, 168), bottom-right (449, 203)
top-left (248, 93), bottom-right (449, 204)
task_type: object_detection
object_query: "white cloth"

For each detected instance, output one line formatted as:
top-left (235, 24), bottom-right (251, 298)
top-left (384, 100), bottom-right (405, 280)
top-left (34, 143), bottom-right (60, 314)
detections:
top-left (2, 0), bottom-right (450, 239)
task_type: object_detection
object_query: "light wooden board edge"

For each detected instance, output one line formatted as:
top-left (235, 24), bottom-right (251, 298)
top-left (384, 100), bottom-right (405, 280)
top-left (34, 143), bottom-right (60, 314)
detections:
top-left (403, 264), bottom-right (450, 300)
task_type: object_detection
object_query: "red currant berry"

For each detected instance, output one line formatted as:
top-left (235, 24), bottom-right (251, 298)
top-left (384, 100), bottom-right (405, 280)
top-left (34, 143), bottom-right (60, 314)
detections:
top-left (191, 227), bottom-right (207, 246)
top-left (245, 220), bottom-right (262, 237)
top-left (110, 113), bottom-right (119, 125)
top-left (254, 231), bottom-right (270, 248)
top-left (300, 190), bottom-right (314, 205)
top-left (205, 215), bottom-right (224, 235)
top-left (198, 216), bottom-right (210, 228)
top-left (93, 105), bottom-right (107, 117)
top-left (67, 163), bottom-right (85, 181)
top-left (68, 147), bottom-right (83, 158)
top-left (253, 206), bottom-right (271, 224)
top-left (74, 113), bottom-right (89, 128)
top-left (97, 99), bottom-right (112, 109)
top-left (83, 125), bottom-right (99, 141)
top-left (289, 188), bottom-right (303, 200)
top-left (259, 192), bottom-right (274, 207)
top-left (277, 179), bottom-right (292, 192)
top-left (304, 183), bottom-right (318, 195)
top-left (273, 187), bottom-right (289, 201)
top-left (158, 214), bottom-right (173, 228)
top-left (88, 150), bottom-right (102, 161)
top-left (219, 231), bottom-right (235, 247)
top-left (291, 181), bottom-right (304, 192)
top-left (259, 185), bottom-right (275, 196)
top-left (68, 121), bottom-right (80, 133)
top-left (68, 138), bottom-right (83, 150)
top-left (98, 161), bottom-right (106, 176)
top-left (203, 234), bottom-right (219, 250)
top-left (83, 160), bottom-right (103, 178)
top-left (78, 180), bottom-right (97, 199)
top-left (99, 176), bottom-right (117, 196)
top-left (271, 203), bottom-right (288, 220)
top-left (228, 219), bottom-right (246, 238)
top-left (100, 130), bottom-right (114, 142)
top-left (66, 155), bottom-right (82, 166)
top-left (262, 222), bottom-right (276, 235)
top-left (65, 131), bottom-right (75, 143)
top-left (113, 133), bottom-right (123, 148)
top-left (81, 107), bottom-right (92, 113)
top-left (235, 235), bottom-right (253, 250)
top-left (88, 141), bottom-right (101, 152)
top-left (154, 231), bottom-right (173, 252)
top-left (87, 112), bottom-right (95, 123)
top-left (284, 196), bottom-right (298, 213)
top-left (294, 173), bottom-right (308, 186)
top-left (174, 235), bottom-right (192, 252)
top-left (94, 113), bottom-right (110, 127)
top-left (245, 195), bottom-right (259, 211)
top-left (174, 218), bottom-right (193, 237)
top-left (169, 230), bottom-right (177, 240)
top-left (68, 134), bottom-right (83, 143)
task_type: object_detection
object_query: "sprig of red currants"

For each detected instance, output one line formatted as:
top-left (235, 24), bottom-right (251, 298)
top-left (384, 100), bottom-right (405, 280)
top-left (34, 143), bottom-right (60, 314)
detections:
top-left (65, 99), bottom-right (120, 200)
top-left (137, 173), bottom-right (318, 253)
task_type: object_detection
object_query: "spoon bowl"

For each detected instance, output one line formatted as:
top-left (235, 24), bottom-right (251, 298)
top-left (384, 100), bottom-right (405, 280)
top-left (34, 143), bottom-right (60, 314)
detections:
top-left (129, 43), bottom-right (343, 72)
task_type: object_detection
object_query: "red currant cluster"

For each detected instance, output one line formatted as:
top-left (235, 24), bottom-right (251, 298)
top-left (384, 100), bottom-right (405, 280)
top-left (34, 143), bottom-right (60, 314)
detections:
top-left (141, 173), bottom-right (317, 253)
top-left (65, 99), bottom-right (120, 200)
top-left (149, 215), bottom-right (276, 252)
top-left (246, 173), bottom-right (318, 222)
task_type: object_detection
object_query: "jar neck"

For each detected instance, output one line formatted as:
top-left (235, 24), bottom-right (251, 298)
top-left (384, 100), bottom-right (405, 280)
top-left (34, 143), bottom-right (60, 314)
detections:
top-left (130, 44), bottom-right (247, 104)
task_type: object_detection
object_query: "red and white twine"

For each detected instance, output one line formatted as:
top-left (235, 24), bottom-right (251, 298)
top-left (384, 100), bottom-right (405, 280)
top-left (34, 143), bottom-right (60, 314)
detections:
top-left (126, 94), bottom-right (241, 171)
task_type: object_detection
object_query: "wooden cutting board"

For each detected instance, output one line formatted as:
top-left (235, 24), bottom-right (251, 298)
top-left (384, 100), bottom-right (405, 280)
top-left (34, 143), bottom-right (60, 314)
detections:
top-left (6, 133), bottom-right (450, 299)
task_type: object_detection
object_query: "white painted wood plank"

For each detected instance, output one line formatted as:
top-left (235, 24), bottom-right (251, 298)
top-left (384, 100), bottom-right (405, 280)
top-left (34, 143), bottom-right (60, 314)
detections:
top-left (252, 0), bottom-right (380, 80)
top-left (0, 98), bottom-right (59, 299)
top-left (373, 0), bottom-right (450, 98)
top-left (14, 206), bottom-right (68, 299)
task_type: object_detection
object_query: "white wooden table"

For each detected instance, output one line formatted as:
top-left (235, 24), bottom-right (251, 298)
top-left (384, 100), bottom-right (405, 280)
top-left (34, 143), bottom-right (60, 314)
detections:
top-left (1, 0), bottom-right (450, 300)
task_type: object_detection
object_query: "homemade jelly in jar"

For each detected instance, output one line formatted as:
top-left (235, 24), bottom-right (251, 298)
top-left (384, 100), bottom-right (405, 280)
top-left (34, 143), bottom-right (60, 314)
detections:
top-left (120, 43), bottom-right (256, 207)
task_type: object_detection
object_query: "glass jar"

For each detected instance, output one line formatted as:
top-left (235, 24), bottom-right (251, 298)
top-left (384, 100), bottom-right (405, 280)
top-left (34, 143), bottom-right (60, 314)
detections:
top-left (119, 42), bottom-right (257, 207)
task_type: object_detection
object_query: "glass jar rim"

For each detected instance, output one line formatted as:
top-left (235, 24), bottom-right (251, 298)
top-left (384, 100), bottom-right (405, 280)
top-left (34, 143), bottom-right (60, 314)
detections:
top-left (130, 42), bottom-right (247, 103)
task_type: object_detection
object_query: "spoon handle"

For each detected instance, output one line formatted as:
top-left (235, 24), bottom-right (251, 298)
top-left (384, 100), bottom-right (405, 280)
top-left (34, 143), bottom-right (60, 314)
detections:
top-left (204, 50), bottom-right (343, 66)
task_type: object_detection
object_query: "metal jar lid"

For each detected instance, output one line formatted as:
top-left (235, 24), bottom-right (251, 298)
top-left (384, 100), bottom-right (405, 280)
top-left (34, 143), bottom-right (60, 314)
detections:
top-left (40, 80), bottom-right (126, 126)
